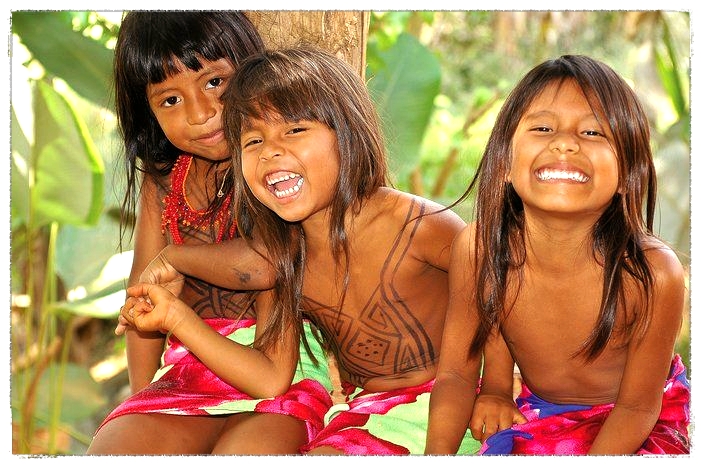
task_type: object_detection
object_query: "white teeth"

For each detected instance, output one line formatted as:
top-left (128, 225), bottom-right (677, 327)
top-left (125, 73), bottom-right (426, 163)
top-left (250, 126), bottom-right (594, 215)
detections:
top-left (273, 178), bottom-right (303, 198)
top-left (265, 173), bottom-right (304, 198)
top-left (536, 168), bottom-right (589, 183)
top-left (267, 173), bottom-right (298, 185)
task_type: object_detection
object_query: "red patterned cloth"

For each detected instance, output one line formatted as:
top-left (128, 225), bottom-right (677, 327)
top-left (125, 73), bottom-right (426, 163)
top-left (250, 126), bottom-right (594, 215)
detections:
top-left (479, 354), bottom-right (690, 455)
top-left (300, 378), bottom-right (480, 455)
top-left (96, 319), bottom-right (334, 442)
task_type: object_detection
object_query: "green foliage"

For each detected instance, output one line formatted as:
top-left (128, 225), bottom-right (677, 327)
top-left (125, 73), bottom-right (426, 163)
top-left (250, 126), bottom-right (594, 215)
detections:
top-left (367, 32), bottom-right (441, 184)
top-left (10, 108), bottom-right (31, 230)
top-left (12, 363), bottom-right (106, 426)
top-left (11, 11), bottom-right (124, 454)
top-left (12, 11), bottom-right (115, 108)
top-left (52, 275), bottom-right (129, 319)
top-left (32, 81), bottom-right (104, 226)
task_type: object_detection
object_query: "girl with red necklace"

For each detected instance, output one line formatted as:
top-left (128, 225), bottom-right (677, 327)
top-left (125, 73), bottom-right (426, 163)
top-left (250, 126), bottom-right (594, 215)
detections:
top-left (87, 12), bottom-right (333, 455)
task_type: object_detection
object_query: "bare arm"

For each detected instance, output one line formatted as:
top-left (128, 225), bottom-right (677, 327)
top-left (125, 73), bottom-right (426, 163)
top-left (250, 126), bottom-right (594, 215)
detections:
top-left (588, 244), bottom-right (686, 454)
top-left (123, 286), bottom-right (298, 398)
top-left (153, 232), bottom-right (275, 291)
top-left (425, 224), bottom-right (482, 454)
top-left (124, 176), bottom-right (168, 393)
top-left (470, 330), bottom-right (526, 442)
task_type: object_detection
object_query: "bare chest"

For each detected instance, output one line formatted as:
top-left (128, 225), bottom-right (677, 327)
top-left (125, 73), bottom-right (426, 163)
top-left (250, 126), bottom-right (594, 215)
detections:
top-left (503, 281), bottom-right (602, 361)
top-left (301, 236), bottom-right (444, 387)
top-left (501, 273), bottom-right (629, 403)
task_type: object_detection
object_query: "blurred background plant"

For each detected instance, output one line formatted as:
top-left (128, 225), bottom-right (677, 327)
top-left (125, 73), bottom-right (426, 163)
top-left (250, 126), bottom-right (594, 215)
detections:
top-left (8, 10), bottom-right (690, 455)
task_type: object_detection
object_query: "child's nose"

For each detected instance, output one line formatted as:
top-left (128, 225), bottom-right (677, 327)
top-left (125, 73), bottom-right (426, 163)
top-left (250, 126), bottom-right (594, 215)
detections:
top-left (548, 132), bottom-right (580, 154)
top-left (186, 94), bottom-right (217, 125)
top-left (259, 139), bottom-right (283, 161)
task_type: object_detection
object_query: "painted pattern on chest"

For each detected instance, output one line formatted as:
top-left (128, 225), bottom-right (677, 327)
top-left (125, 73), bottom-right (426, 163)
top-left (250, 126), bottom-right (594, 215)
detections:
top-left (303, 199), bottom-right (435, 386)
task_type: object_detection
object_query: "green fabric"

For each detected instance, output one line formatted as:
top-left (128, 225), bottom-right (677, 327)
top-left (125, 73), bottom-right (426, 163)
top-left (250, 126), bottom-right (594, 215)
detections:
top-left (227, 321), bottom-right (333, 390)
top-left (208, 398), bottom-right (259, 415)
top-left (293, 323), bottom-right (332, 391)
top-left (456, 430), bottom-right (481, 455)
top-left (361, 391), bottom-right (480, 455)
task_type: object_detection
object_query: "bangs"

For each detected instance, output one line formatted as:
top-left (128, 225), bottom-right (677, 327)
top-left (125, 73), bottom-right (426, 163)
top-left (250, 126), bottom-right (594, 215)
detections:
top-left (239, 94), bottom-right (328, 128)
top-left (144, 44), bottom-right (228, 85)
top-left (136, 28), bottom-right (229, 85)
top-left (232, 59), bottom-right (337, 128)
top-left (140, 52), bottom-right (204, 85)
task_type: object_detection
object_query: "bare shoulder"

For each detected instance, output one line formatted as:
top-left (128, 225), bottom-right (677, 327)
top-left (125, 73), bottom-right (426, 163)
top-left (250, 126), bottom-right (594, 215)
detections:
top-left (368, 188), bottom-right (466, 270)
top-left (640, 236), bottom-right (685, 281)
top-left (453, 222), bottom-right (477, 248)
top-left (449, 222), bottom-right (477, 260)
top-left (374, 187), bottom-right (465, 229)
top-left (140, 170), bottom-right (170, 205)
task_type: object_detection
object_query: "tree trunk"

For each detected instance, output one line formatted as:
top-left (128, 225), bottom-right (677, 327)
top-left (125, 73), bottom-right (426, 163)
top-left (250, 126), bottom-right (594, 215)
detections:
top-left (244, 11), bottom-right (369, 77)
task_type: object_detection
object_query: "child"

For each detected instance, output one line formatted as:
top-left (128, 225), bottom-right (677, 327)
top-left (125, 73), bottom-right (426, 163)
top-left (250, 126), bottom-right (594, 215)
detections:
top-left (140, 45), bottom-right (482, 455)
top-left (427, 55), bottom-right (690, 455)
top-left (86, 12), bottom-right (333, 455)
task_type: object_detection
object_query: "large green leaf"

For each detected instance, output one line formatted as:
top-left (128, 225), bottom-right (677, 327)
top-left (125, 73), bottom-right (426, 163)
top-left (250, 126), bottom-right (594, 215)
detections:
top-left (367, 32), bottom-right (441, 182)
top-left (52, 283), bottom-right (125, 319)
top-left (52, 250), bottom-right (132, 318)
top-left (32, 80), bottom-right (105, 227)
top-left (11, 11), bottom-right (114, 108)
top-left (655, 13), bottom-right (688, 121)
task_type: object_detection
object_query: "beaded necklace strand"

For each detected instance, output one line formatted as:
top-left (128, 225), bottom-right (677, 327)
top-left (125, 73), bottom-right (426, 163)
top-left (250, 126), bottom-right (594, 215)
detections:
top-left (161, 154), bottom-right (236, 245)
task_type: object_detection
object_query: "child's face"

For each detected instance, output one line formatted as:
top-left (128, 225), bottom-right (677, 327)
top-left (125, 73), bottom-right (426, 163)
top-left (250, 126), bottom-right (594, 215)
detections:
top-left (240, 114), bottom-right (340, 224)
top-left (147, 57), bottom-right (234, 162)
top-left (509, 79), bottom-right (619, 220)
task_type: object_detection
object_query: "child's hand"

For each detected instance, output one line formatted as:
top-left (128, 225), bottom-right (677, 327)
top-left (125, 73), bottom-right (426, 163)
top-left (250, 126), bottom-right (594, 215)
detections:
top-left (469, 393), bottom-right (527, 443)
top-left (122, 284), bottom-right (185, 334)
top-left (114, 313), bottom-right (132, 336)
top-left (139, 251), bottom-right (185, 297)
top-left (114, 295), bottom-right (149, 336)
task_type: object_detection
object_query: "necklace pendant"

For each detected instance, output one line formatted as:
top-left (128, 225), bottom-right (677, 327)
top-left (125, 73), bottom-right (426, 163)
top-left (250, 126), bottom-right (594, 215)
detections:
top-left (217, 167), bottom-right (231, 198)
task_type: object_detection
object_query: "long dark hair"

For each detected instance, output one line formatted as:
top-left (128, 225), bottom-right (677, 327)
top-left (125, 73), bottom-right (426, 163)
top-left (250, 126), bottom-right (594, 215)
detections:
top-left (459, 55), bottom-right (657, 360)
top-left (114, 11), bottom-right (264, 243)
top-left (222, 46), bottom-right (389, 350)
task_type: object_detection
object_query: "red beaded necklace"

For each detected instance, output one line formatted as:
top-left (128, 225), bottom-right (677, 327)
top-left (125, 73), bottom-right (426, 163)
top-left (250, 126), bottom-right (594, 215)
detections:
top-left (161, 154), bottom-right (236, 245)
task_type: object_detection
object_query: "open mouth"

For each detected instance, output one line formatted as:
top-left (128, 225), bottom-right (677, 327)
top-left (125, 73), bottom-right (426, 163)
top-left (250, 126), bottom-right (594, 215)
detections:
top-left (535, 168), bottom-right (589, 183)
top-left (266, 172), bottom-right (304, 198)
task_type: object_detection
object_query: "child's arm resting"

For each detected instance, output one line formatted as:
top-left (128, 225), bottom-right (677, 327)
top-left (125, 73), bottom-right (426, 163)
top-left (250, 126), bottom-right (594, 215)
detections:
top-left (152, 235), bottom-right (275, 291)
top-left (425, 226), bottom-right (482, 454)
top-left (588, 244), bottom-right (686, 454)
top-left (121, 175), bottom-right (169, 392)
top-left (470, 330), bottom-right (526, 442)
top-left (125, 284), bottom-right (297, 399)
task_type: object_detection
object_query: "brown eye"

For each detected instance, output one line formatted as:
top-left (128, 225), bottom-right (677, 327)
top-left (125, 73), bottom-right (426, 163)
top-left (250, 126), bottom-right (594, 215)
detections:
top-left (206, 77), bottom-right (224, 89)
top-left (243, 137), bottom-right (262, 149)
top-left (163, 96), bottom-right (180, 107)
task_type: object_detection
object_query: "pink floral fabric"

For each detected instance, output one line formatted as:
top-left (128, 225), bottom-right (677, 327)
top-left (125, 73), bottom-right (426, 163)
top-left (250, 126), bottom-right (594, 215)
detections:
top-left (96, 319), bottom-right (333, 442)
top-left (479, 354), bottom-right (690, 455)
top-left (300, 378), bottom-right (481, 455)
